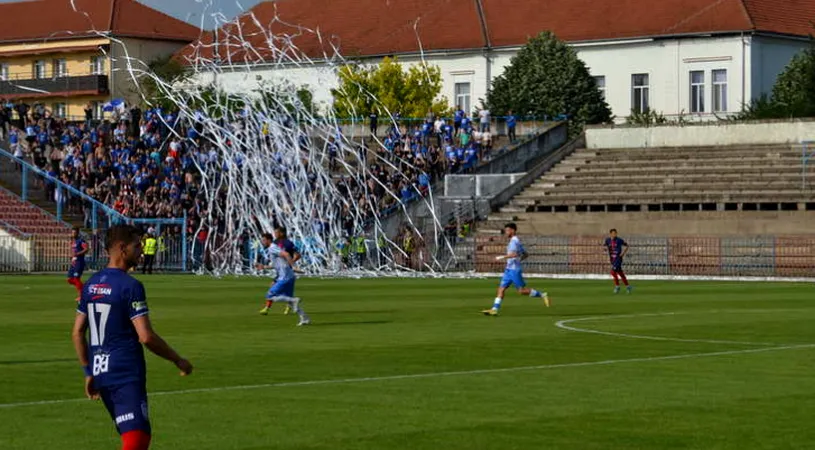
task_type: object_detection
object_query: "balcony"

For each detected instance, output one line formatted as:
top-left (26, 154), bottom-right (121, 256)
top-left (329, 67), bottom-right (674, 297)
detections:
top-left (0, 72), bottom-right (109, 99)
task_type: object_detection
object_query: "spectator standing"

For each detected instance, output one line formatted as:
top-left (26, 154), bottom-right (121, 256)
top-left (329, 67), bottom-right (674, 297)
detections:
top-left (369, 110), bottom-right (378, 138)
top-left (506, 110), bottom-right (517, 143)
top-left (453, 107), bottom-right (464, 136)
top-left (83, 103), bottom-right (93, 129)
top-left (478, 108), bottom-right (491, 133)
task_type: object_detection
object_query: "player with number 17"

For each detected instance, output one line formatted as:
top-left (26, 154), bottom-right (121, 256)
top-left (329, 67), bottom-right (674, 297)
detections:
top-left (71, 225), bottom-right (193, 450)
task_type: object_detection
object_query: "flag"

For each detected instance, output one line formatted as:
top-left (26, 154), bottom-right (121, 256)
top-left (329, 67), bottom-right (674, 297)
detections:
top-left (103, 98), bottom-right (126, 113)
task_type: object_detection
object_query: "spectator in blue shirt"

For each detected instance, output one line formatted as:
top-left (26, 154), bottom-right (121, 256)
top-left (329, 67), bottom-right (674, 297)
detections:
top-left (506, 110), bottom-right (517, 143)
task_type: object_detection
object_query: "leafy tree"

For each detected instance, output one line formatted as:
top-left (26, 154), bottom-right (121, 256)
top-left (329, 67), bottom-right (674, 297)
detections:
top-left (138, 55), bottom-right (191, 110)
top-left (486, 31), bottom-right (611, 130)
top-left (737, 41), bottom-right (815, 119)
top-left (332, 57), bottom-right (451, 119)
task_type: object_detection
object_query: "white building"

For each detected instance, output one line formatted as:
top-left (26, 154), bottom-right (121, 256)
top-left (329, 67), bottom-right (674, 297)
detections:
top-left (178, 0), bottom-right (814, 121)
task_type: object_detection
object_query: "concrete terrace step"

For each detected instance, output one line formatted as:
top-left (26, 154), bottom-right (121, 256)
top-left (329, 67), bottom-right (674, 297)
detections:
top-left (516, 188), bottom-right (808, 199)
top-left (525, 181), bottom-right (805, 193)
top-left (539, 173), bottom-right (807, 183)
top-left (549, 164), bottom-right (812, 176)
top-left (510, 193), bottom-right (811, 206)
top-left (558, 157), bottom-right (802, 167)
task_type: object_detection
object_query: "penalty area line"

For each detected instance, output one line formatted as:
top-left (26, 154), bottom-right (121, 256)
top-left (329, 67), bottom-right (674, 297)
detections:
top-left (1, 343), bottom-right (814, 410)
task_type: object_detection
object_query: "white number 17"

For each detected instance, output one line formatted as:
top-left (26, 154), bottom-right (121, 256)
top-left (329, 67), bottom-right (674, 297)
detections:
top-left (87, 303), bottom-right (111, 346)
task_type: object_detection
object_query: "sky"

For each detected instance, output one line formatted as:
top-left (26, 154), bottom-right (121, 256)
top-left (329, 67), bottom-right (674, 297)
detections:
top-left (0, 0), bottom-right (265, 28)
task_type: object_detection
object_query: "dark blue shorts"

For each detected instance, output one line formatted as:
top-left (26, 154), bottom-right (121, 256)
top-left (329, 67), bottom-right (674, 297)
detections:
top-left (67, 261), bottom-right (85, 279)
top-left (99, 382), bottom-right (151, 435)
top-left (611, 258), bottom-right (624, 271)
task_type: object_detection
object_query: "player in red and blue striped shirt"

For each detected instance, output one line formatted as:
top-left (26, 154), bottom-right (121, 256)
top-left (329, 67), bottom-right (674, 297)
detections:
top-left (68, 227), bottom-right (89, 302)
top-left (604, 229), bottom-right (632, 294)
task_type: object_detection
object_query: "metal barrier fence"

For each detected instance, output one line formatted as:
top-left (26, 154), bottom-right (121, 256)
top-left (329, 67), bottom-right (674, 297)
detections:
top-left (447, 235), bottom-right (815, 278)
top-left (4, 233), bottom-right (815, 277)
top-left (0, 234), bottom-right (189, 274)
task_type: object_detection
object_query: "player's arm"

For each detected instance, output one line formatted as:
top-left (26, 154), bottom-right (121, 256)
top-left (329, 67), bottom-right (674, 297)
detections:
top-left (71, 312), bottom-right (99, 400)
top-left (75, 242), bottom-right (89, 258)
top-left (620, 241), bottom-right (630, 258)
top-left (132, 315), bottom-right (193, 376)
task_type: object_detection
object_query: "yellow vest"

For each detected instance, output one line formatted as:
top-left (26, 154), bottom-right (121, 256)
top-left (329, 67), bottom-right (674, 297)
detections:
top-left (143, 237), bottom-right (158, 256)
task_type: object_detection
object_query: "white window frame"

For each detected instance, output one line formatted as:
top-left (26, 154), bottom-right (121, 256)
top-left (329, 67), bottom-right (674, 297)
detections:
top-left (690, 70), bottom-right (705, 114)
top-left (0, 63), bottom-right (8, 81)
top-left (593, 75), bottom-right (606, 100)
top-left (631, 74), bottom-right (650, 114)
top-left (52, 102), bottom-right (67, 117)
top-left (53, 59), bottom-right (68, 77)
top-left (90, 56), bottom-right (105, 75)
top-left (712, 69), bottom-right (728, 113)
top-left (33, 60), bottom-right (47, 79)
top-left (91, 101), bottom-right (105, 120)
top-left (455, 82), bottom-right (471, 115)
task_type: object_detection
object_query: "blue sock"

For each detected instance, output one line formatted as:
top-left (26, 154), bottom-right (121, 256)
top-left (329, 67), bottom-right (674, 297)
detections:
top-left (492, 297), bottom-right (503, 310)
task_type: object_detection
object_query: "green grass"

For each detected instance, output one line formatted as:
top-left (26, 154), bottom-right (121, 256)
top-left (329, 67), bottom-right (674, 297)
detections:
top-left (1, 275), bottom-right (814, 449)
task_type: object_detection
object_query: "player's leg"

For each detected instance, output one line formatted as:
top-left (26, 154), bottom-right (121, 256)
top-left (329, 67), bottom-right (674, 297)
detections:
top-left (102, 383), bottom-right (152, 450)
top-left (515, 272), bottom-right (550, 307)
top-left (616, 264), bottom-right (632, 293)
top-left (282, 280), bottom-right (310, 326)
top-left (610, 262), bottom-right (621, 294)
top-left (483, 272), bottom-right (512, 315)
top-left (260, 281), bottom-right (285, 315)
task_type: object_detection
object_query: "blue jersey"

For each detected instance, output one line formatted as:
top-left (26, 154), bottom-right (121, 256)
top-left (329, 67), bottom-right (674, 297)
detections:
top-left (77, 269), bottom-right (148, 388)
top-left (73, 238), bottom-right (88, 264)
top-left (605, 237), bottom-right (627, 260)
top-left (506, 236), bottom-right (525, 271)
top-left (264, 240), bottom-right (296, 281)
top-left (506, 115), bottom-right (517, 128)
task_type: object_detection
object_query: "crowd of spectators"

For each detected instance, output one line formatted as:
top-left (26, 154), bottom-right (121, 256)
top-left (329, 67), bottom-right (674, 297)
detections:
top-left (2, 98), bottom-right (518, 256)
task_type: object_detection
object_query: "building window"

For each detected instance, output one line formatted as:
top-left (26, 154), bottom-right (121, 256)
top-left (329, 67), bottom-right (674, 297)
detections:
top-left (52, 103), bottom-right (67, 118)
top-left (33, 60), bottom-right (47, 79)
top-left (593, 76), bottom-right (606, 99)
top-left (0, 63), bottom-right (8, 81)
top-left (53, 59), bottom-right (68, 77)
top-left (455, 82), bottom-right (471, 115)
top-left (690, 70), bottom-right (705, 113)
top-left (90, 56), bottom-right (105, 75)
top-left (91, 101), bottom-right (105, 120)
top-left (713, 69), bottom-right (728, 112)
top-left (631, 74), bottom-right (650, 114)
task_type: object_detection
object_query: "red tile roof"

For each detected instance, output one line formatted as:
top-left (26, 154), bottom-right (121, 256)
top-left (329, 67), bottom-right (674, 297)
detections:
top-left (177, 0), bottom-right (815, 64)
top-left (0, 0), bottom-right (201, 44)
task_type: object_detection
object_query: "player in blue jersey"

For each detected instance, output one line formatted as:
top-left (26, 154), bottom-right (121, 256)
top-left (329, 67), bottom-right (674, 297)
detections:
top-left (72, 225), bottom-right (193, 450)
top-left (68, 227), bottom-right (90, 302)
top-left (604, 228), bottom-right (632, 294)
top-left (257, 228), bottom-right (311, 326)
top-left (482, 223), bottom-right (550, 316)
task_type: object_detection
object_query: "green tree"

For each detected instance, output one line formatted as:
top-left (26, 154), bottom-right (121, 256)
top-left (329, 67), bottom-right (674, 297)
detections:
top-left (736, 40), bottom-right (815, 119)
top-left (139, 55), bottom-right (190, 110)
top-left (332, 57), bottom-right (451, 119)
top-left (486, 31), bottom-right (611, 130)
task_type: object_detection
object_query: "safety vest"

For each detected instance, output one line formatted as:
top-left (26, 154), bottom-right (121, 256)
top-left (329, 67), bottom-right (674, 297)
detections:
top-left (157, 237), bottom-right (166, 253)
top-left (143, 237), bottom-right (158, 256)
top-left (338, 240), bottom-right (350, 257)
top-left (403, 235), bottom-right (414, 252)
top-left (354, 237), bottom-right (366, 254)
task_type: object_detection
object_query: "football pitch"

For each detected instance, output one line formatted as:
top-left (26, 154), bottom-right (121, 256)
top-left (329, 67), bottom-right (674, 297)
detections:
top-left (1, 275), bottom-right (814, 449)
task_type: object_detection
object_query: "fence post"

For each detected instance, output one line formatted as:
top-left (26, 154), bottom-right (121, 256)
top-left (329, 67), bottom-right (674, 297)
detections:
top-left (181, 213), bottom-right (188, 273)
top-left (21, 165), bottom-right (28, 201)
top-left (92, 203), bottom-right (98, 230)
top-left (56, 187), bottom-right (62, 221)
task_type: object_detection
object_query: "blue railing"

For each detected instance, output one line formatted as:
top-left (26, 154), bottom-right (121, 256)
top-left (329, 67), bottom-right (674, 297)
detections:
top-left (0, 148), bottom-right (189, 271)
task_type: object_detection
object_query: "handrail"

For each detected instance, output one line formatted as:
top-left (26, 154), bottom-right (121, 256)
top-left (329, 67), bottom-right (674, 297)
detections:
top-left (0, 147), bottom-right (128, 221)
top-left (0, 218), bottom-right (32, 238)
top-left (0, 147), bottom-right (187, 226)
top-left (0, 183), bottom-right (70, 229)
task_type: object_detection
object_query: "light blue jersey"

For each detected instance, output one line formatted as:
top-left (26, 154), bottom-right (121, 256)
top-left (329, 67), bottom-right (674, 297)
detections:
top-left (505, 236), bottom-right (525, 271)
top-left (264, 244), bottom-right (295, 282)
top-left (500, 236), bottom-right (527, 289)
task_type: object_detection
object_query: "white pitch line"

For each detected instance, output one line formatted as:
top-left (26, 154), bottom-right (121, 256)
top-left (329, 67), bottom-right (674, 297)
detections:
top-left (2, 343), bottom-right (813, 410)
top-left (555, 313), bottom-right (777, 346)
